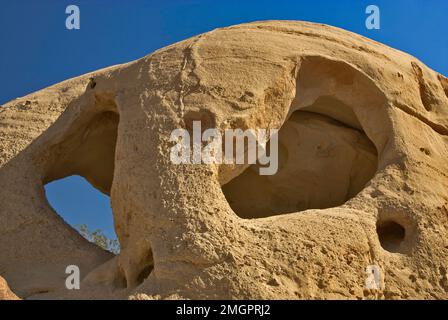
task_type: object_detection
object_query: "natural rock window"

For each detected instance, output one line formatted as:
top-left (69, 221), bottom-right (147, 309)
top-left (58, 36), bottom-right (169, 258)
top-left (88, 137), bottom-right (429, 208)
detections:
top-left (222, 97), bottom-right (378, 219)
top-left (44, 175), bottom-right (119, 254)
top-left (43, 111), bottom-right (120, 252)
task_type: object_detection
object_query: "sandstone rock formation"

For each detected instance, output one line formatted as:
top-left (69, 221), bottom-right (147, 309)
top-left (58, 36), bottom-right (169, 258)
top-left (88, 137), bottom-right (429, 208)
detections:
top-left (0, 21), bottom-right (447, 300)
top-left (0, 276), bottom-right (19, 300)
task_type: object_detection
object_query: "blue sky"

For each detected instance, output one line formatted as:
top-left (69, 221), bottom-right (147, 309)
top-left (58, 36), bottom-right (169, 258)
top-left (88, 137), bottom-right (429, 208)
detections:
top-left (1, 0), bottom-right (447, 244)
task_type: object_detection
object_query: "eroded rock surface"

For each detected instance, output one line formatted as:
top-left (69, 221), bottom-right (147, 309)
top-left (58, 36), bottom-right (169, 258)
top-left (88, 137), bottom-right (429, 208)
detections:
top-left (0, 276), bottom-right (19, 300)
top-left (0, 21), bottom-right (447, 299)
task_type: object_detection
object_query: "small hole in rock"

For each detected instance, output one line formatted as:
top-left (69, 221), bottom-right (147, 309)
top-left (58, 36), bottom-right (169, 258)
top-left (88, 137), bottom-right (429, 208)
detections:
top-left (377, 220), bottom-right (406, 253)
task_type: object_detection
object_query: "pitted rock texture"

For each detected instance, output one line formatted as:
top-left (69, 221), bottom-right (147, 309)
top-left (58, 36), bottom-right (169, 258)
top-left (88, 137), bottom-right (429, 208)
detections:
top-left (0, 21), bottom-right (447, 300)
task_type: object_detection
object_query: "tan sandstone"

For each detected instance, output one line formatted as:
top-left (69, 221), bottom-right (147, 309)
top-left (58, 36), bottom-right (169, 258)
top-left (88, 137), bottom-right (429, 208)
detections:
top-left (0, 276), bottom-right (19, 300)
top-left (0, 21), bottom-right (447, 300)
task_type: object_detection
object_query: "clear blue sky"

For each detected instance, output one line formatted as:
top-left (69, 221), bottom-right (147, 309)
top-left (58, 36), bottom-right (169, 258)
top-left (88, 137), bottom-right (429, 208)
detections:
top-left (1, 0), bottom-right (447, 244)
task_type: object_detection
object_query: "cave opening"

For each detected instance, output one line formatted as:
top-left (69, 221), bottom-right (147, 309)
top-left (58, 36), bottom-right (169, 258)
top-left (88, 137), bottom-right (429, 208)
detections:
top-left (222, 96), bottom-right (378, 219)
